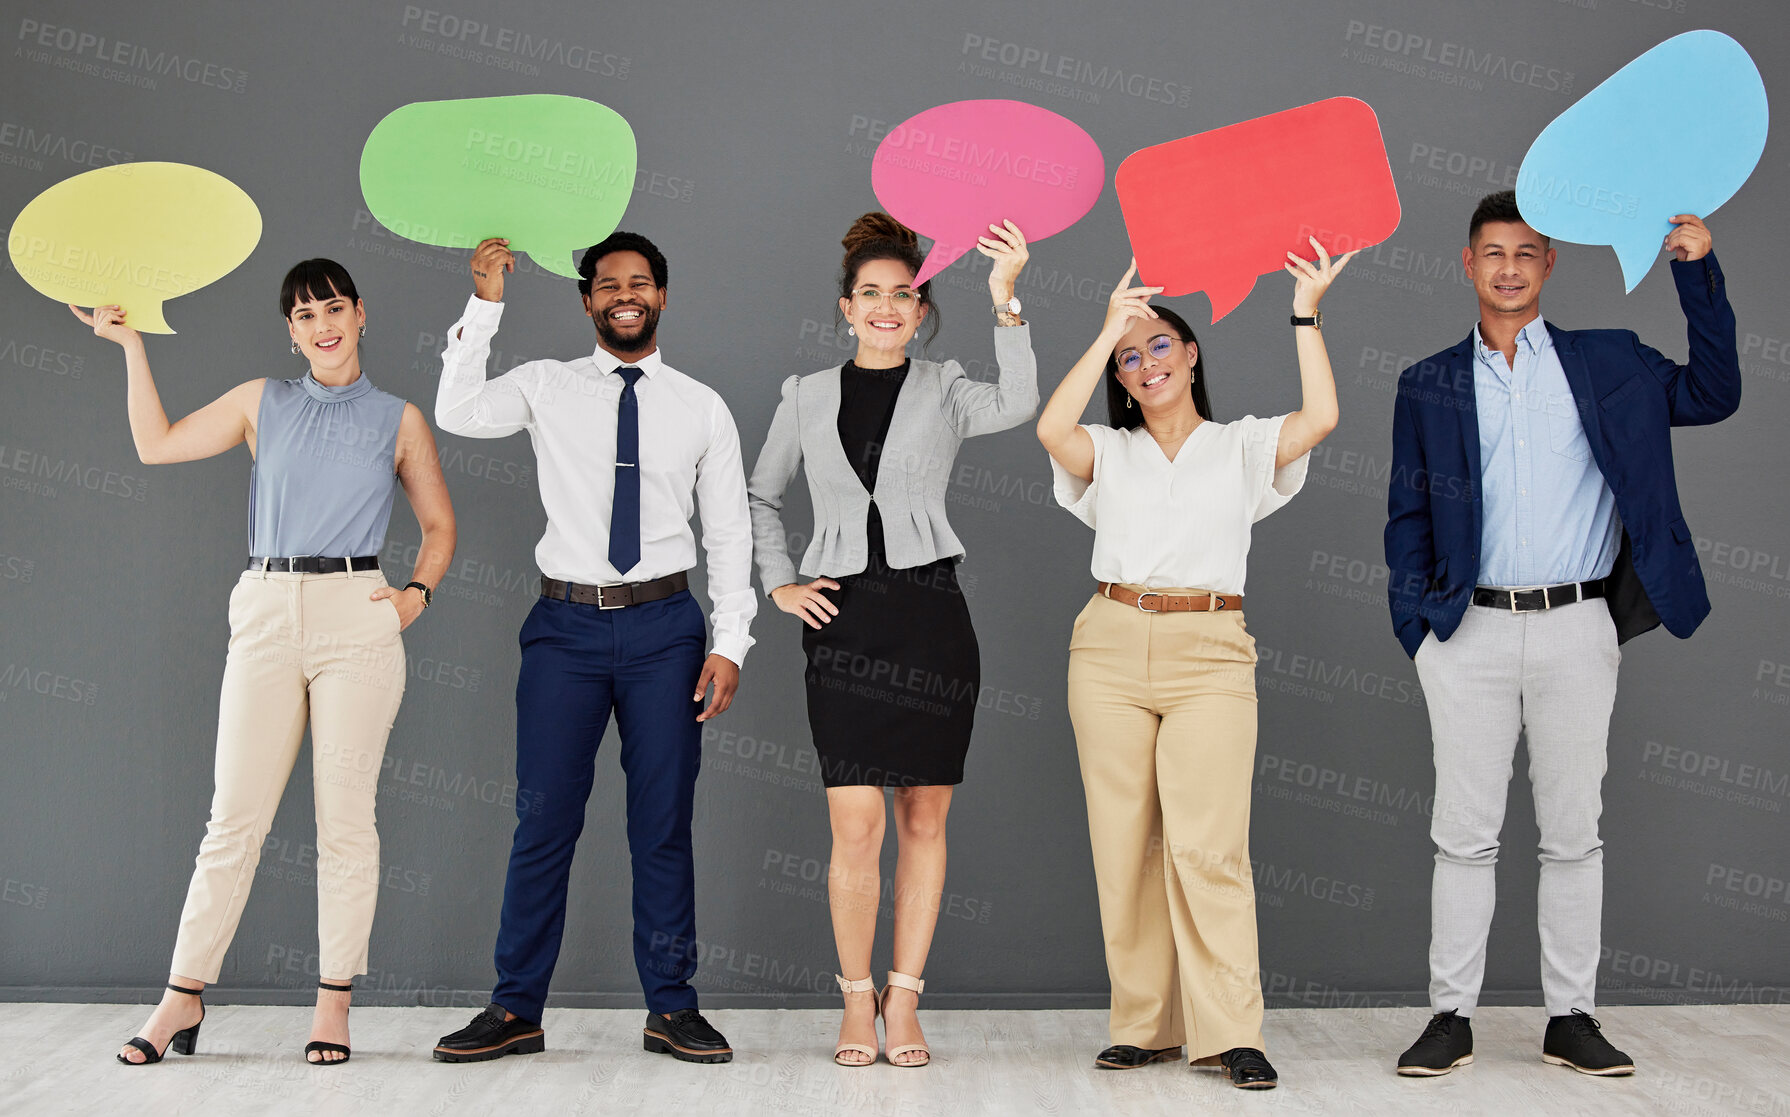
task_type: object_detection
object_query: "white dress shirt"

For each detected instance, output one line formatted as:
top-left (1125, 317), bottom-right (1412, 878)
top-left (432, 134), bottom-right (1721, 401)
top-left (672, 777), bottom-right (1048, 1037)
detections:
top-left (435, 293), bottom-right (757, 666)
top-left (1049, 415), bottom-right (1308, 595)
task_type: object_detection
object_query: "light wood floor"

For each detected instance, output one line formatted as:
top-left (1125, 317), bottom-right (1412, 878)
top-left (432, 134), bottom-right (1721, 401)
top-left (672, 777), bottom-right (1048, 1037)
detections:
top-left (6, 1003), bottom-right (1784, 1115)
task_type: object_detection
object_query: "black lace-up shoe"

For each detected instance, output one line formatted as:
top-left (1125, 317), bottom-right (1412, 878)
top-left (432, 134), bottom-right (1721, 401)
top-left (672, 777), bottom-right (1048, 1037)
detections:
top-left (1396, 1010), bottom-right (1474, 1076)
top-left (1543, 1009), bottom-right (1634, 1076)
top-left (1094, 1043), bottom-right (1183, 1069)
top-left (433, 1003), bottom-right (545, 1063)
top-left (1218, 1047), bottom-right (1278, 1089)
top-left (643, 1008), bottom-right (733, 1063)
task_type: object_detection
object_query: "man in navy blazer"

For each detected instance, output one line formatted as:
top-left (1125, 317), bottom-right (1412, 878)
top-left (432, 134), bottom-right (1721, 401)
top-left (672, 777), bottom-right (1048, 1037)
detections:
top-left (1383, 191), bottom-right (1739, 1079)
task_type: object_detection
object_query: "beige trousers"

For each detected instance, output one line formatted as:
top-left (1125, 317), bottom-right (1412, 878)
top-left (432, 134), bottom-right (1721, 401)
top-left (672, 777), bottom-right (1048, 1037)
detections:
top-left (169, 570), bottom-right (406, 983)
top-left (1066, 590), bottom-right (1265, 1061)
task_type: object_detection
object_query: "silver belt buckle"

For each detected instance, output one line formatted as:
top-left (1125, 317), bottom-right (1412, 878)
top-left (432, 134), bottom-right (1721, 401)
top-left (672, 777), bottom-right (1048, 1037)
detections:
top-left (597, 583), bottom-right (628, 610)
top-left (1135, 591), bottom-right (1163, 613)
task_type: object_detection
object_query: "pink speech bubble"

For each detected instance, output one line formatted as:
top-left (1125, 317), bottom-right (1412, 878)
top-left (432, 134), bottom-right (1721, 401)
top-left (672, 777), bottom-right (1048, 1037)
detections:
top-left (1117, 97), bottom-right (1401, 322)
top-left (871, 99), bottom-right (1105, 284)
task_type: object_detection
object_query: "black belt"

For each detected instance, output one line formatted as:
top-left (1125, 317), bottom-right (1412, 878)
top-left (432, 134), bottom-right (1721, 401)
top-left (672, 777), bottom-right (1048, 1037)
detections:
top-left (1472, 578), bottom-right (1606, 613)
top-left (247, 555), bottom-right (381, 574)
top-left (541, 571), bottom-right (688, 610)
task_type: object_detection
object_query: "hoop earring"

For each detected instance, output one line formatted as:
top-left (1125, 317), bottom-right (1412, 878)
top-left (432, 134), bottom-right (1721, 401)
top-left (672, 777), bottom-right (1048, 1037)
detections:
top-left (847, 325), bottom-right (855, 337)
top-left (290, 341), bottom-right (300, 355)
top-left (359, 325), bottom-right (366, 337)
top-left (1126, 395), bottom-right (1134, 410)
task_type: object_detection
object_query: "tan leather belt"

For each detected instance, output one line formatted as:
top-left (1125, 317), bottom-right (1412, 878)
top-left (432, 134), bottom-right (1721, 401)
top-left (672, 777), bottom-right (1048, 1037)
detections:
top-left (541, 571), bottom-right (689, 609)
top-left (1100, 582), bottom-right (1244, 613)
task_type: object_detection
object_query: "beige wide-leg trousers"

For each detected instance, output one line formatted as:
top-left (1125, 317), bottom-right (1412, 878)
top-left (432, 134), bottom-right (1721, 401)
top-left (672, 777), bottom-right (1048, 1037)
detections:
top-left (1067, 590), bottom-right (1265, 1061)
top-left (169, 569), bottom-right (406, 983)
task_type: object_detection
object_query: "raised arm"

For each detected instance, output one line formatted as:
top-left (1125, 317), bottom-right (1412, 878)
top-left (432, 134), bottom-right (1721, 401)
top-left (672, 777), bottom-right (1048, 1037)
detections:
top-left (1646, 217), bottom-right (1740, 426)
top-left (1037, 260), bottom-right (1161, 481)
top-left (1276, 237), bottom-right (1357, 468)
top-left (435, 238), bottom-right (533, 438)
top-left (941, 220), bottom-right (1040, 437)
top-left (71, 303), bottom-right (260, 464)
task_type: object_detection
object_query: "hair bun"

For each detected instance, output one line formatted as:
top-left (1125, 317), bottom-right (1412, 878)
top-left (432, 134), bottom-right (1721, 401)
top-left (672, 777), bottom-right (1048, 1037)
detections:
top-left (841, 212), bottom-right (917, 259)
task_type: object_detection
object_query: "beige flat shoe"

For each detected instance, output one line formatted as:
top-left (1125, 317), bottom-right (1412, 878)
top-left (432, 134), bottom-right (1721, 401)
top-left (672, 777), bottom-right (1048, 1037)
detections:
top-left (832, 974), bottom-right (878, 1067)
top-left (880, 971), bottom-right (929, 1067)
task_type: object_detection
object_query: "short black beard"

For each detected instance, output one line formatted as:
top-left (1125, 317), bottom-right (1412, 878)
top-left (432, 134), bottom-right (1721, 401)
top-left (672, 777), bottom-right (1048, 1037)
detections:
top-left (594, 303), bottom-right (661, 352)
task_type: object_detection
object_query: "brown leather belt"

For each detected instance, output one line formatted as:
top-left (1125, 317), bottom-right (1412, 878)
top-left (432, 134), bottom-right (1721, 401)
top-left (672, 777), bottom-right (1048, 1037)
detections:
top-left (541, 571), bottom-right (689, 609)
top-left (1099, 582), bottom-right (1244, 613)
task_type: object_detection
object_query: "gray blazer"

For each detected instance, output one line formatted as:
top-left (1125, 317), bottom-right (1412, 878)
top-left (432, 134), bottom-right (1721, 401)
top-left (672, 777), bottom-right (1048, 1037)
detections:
top-left (748, 325), bottom-right (1038, 589)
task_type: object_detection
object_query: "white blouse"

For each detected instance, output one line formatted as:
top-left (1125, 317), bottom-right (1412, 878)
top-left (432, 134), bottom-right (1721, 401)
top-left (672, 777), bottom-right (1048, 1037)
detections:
top-left (1049, 415), bottom-right (1309, 595)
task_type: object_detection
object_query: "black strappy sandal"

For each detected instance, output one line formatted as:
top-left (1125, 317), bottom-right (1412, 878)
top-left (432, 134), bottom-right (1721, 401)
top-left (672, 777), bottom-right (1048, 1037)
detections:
top-left (117, 982), bottom-right (205, 1065)
top-left (305, 981), bottom-right (353, 1066)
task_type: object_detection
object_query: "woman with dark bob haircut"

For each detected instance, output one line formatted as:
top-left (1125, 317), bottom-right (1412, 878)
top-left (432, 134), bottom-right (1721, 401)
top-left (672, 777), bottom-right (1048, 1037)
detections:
top-left (72, 259), bottom-right (456, 1067)
top-left (1037, 244), bottom-right (1355, 1089)
top-left (748, 212), bottom-right (1037, 1067)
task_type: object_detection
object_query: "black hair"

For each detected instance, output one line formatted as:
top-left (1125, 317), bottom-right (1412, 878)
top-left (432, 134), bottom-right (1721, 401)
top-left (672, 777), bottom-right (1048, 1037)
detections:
top-left (578, 231), bottom-right (668, 296)
top-left (1469, 190), bottom-right (1548, 246)
top-left (278, 258), bottom-right (359, 317)
top-left (837, 211), bottom-right (942, 346)
top-left (1104, 305), bottom-right (1213, 429)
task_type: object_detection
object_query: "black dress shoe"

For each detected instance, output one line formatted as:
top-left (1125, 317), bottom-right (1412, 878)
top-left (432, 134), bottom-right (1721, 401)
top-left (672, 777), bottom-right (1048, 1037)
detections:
top-left (1397, 1010), bottom-right (1474, 1076)
top-left (432, 1003), bottom-right (545, 1063)
top-left (1094, 1043), bottom-right (1184, 1069)
top-left (1218, 1047), bottom-right (1278, 1089)
top-left (643, 1008), bottom-right (732, 1063)
top-left (1542, 1009), bottom-right (1634, 1076)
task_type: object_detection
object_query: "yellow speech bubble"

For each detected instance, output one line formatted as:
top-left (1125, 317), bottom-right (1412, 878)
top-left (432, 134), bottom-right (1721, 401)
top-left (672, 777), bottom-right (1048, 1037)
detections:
top-left (7, 162), bottom-right (262, 333)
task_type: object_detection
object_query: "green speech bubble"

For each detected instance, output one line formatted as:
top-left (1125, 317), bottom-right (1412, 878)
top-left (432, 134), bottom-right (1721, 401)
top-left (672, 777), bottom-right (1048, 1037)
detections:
top-left (359, 94), bottom-right (637, 278)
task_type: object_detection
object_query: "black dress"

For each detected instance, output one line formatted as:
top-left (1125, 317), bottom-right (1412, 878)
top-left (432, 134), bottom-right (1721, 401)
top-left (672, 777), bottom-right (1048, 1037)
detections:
top-left (802, 361), bottom-right (981, 787)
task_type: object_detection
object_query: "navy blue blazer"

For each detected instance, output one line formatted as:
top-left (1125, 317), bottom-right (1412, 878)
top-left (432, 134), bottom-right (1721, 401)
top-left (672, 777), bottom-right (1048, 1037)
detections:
top-left (1384, 255), bottom-right (1740, 659)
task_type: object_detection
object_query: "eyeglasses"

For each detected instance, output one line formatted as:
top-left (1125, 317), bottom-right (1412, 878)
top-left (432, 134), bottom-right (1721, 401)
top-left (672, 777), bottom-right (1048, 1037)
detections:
top-left (850, 287), bottom-right (921, 310)
top-left (1117, 334), bottom-right (1177, 373)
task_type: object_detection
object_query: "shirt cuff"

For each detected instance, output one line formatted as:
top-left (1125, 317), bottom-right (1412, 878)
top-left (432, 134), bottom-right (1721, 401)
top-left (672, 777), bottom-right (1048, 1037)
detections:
top-left (710, 634), bottom-right (753, 669)
top-left (452, 292), bottom-right (505, 338)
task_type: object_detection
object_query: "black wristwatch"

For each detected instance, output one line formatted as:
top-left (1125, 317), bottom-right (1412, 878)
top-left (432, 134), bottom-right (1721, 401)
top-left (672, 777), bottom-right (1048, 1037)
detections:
top-left (405, 581), bottom-right (433, 608)
top-left (1290, 311), bottom-right (1322, 329)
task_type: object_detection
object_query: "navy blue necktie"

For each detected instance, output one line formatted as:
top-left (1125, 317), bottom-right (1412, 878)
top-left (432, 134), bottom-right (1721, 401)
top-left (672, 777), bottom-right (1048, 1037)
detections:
top-left (608, 366), bottom-right (645, 575)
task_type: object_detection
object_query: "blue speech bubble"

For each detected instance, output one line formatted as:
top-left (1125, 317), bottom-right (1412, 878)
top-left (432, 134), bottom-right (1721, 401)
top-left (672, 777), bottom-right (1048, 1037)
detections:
top-left (1516, 30), bottom-right (1767, 291)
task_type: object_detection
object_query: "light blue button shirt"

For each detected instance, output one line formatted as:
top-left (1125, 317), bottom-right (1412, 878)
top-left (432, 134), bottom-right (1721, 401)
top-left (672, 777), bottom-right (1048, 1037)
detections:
top-left (1473, 316), bottom-right (1619, 587)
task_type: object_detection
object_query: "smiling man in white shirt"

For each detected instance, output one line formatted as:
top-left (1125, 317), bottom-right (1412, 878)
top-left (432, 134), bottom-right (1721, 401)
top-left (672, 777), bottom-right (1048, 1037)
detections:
top-left (430, 232), bottom-right (754, 1066)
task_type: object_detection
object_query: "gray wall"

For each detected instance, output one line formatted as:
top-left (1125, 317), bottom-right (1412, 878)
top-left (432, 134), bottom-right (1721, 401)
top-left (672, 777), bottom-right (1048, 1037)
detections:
top-left (2, 0), bottom-right (1785, 1011)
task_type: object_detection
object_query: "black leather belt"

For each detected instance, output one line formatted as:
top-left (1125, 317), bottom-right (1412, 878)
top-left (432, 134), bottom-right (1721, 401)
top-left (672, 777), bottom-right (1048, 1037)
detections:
top-left (541, 571), bottom-right (688, 610)
top-left (1472, 578), bottom-right (1606, 612)
top-left (247, 555), bottom-right (381, 574)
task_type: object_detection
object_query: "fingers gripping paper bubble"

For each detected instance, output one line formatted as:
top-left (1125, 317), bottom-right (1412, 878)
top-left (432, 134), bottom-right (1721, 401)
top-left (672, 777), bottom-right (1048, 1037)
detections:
top-left (870, 99), bottom-right (1104, 284)
top-left (1516, 30), bottom-right (1768, 291)
top-left (359, 94), bottom-right (637, 279)
top-left (1116, 97), bottom-right (1401, 322)
top-left (8, 163), bottom-right (262, 334)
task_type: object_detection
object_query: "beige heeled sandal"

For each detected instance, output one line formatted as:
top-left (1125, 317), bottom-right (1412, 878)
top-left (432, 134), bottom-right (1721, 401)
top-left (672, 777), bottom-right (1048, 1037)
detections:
top-left (880, 971), bottom-right (929, 1067)
top-left (832, 974), bottom-right (879, 1067)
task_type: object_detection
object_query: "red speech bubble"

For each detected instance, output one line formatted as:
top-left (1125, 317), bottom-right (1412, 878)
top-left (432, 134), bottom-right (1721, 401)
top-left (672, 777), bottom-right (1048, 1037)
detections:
top-left (1116, 97), bottom-right (1400, 321)
top-left (871, 99), bottom-right (1104, 284)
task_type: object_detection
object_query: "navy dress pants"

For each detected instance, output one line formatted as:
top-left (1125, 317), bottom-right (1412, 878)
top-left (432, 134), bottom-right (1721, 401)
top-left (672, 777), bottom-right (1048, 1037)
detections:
top-left (491, 589), bottom-right (707, 1021)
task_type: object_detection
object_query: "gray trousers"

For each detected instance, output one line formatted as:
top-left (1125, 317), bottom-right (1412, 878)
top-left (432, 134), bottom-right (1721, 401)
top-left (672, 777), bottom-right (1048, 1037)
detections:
top-left (1413, 598), bottom-right (1620, 1017)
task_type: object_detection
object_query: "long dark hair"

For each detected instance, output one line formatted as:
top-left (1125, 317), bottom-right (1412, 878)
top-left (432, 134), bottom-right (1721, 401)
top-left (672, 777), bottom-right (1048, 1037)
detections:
top-left (1103, 305), bottom-right (1213, 428)
top-left (836, 211), bottom-right (941, 347)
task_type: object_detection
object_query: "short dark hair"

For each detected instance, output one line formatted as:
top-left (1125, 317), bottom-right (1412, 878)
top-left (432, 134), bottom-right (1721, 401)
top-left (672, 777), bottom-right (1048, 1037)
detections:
top-left (1104, 305), bottom-right (1213, 428)
top-left (278, 258), bottom-right (359, 317)
top-left (1469, 190), bottom-right (1548, 246)
top-left (578, 231), bottom-right (667, 295)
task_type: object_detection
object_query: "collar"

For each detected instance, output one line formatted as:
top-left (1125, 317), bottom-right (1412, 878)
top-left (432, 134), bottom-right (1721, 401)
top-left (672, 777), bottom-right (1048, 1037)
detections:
top-left (590, 345), bottom-right (664, 379)
top-left (1472, 315), bottom-right (1550, 363)
top-left (301, 371), bottom-right (374, 402)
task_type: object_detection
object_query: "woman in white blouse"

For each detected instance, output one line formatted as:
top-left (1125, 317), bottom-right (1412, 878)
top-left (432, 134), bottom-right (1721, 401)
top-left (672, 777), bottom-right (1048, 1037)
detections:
top-left (1036, 243), bottom-right (1355, 1090)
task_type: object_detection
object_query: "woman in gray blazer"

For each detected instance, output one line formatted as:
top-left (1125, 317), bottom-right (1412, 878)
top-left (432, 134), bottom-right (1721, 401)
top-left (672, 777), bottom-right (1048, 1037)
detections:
top-left (748, 212), bottom-right (1037, 1067)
